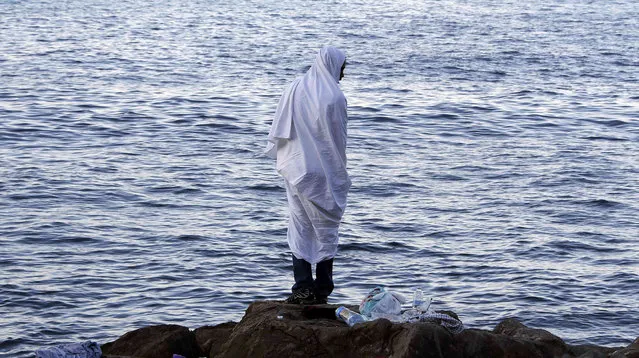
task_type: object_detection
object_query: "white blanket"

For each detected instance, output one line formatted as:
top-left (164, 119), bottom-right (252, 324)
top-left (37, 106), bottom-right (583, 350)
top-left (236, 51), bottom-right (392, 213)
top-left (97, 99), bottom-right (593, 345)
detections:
top-left (266, 46), bottom-right (350, 264)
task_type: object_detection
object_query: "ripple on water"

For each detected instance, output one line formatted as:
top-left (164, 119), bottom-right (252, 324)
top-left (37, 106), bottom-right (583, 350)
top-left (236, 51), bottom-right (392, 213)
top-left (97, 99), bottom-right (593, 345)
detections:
top-left (1, 0), bottom-right (638, 355)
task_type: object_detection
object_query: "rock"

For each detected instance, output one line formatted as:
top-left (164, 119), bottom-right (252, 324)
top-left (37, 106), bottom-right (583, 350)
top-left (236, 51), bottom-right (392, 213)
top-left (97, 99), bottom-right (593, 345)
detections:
top-left (194, 322), bottom-right (237, 357)
top-left (454, 328), bottom-right (545, 357)
top-left (610, 337), bottom-right (639, 358)
top-left (100, 301), bottom-right (632, 358)
top-left (101, 324), bottom-right (199, 358)
top-left (493, 317), bottom-right (567, 357)
top-left (211, 300), bottom-right (462, 358)
top-left (565, 343), bottom-right (619, 358)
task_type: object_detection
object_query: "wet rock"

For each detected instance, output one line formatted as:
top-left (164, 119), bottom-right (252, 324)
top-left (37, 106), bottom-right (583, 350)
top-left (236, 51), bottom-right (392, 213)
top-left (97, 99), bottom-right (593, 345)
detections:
top-left (214, 301), bottom-right (457, 358)
top-left (610, 337), bottom-right (639, 358)
top-left (101, 324), bottom-right (199, 358)
top-left (193, 322), bottom-right (237, 357)
top-left (454, 327), bottom-right (545, 357)
top-left (566, 343), bottom-right (619, 358)
top-left (493, 317), bottom-right (567, 357)
top-left (101, 301), bottom-right (633, 358)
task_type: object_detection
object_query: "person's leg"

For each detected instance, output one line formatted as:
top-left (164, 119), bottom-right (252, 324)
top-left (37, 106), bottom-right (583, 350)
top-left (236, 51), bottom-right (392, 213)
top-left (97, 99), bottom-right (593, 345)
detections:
top-left (286, 254), bottom-right (315, 304)
top-left (291, 254), bottom-right (314, 292)
top-left (314, 258), bottom-right (334, 303)
top-left (284, 181), bottom-right (316, 303)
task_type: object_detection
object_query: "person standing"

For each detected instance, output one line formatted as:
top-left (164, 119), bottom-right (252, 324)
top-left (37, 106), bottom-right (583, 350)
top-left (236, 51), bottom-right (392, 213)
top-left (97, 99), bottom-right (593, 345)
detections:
top-left (266, 46), bottom-right (350, 304)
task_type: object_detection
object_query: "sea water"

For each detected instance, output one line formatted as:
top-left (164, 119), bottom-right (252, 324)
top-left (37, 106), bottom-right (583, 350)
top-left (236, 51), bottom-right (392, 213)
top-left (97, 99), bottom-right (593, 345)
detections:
top-left (1, 0), bottom-right (638, 356)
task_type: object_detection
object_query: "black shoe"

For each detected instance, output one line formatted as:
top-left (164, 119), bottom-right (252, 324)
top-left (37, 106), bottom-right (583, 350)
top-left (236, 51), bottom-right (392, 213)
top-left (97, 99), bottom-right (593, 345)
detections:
top-left (285, 288), bottom-right (315, 304)
top-left (313, 296), bottom-right (328, 304)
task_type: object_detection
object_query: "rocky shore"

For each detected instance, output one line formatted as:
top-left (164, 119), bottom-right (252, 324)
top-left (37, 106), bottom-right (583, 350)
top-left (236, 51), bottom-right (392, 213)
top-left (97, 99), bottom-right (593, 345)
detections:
top-left (101, 301), bottom-right (638, 358)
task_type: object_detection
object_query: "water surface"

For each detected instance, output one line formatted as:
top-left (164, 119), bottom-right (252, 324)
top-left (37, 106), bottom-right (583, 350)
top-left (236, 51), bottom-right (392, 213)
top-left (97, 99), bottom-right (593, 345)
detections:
top-left (1, 0), bottom-right (638, 356)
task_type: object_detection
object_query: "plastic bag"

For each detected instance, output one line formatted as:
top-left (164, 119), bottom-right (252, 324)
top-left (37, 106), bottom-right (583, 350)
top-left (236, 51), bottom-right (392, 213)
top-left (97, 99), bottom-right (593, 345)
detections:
top-left (359, 286), bottom-right (406, 318)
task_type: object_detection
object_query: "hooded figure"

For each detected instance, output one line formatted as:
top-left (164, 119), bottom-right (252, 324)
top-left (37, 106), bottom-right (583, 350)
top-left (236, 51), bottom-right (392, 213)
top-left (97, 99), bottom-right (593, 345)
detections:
top-left (266, 46), bottom-right (349, 304)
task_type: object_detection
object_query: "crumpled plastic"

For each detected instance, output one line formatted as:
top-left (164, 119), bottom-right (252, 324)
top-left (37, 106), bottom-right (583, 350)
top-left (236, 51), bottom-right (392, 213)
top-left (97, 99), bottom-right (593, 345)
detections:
top-left (358, 287), bottom-right (465, 334)
top-left (359, 286), bottom-right (406, 317)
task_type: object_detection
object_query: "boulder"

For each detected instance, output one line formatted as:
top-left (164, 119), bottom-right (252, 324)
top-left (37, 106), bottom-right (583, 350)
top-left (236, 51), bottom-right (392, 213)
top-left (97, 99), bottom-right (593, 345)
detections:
top-left (610, 337), bottom-right (639, 358)
top-left (212, 301), bottom-right (458, 358)
top-left (101, 324), bottom-right (199, 358)
top-left (100, 301), bottom-right (634, 358)
top-left (565, 344), bottom-right (619, 358)
top-left (194, 322), bottom-right (237, 357)
top-left (454, 328), bottom-right (545, 357)
top-left (493, 317), bottom-right (567, 357)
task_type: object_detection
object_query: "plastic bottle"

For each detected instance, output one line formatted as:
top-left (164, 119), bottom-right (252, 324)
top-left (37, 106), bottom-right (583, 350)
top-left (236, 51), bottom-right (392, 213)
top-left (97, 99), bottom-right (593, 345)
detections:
top-left (401, 290), bottom-right (420, 322)
top-left (335, 306), bottom-right (366, 327)
top-left (413, 288), bottom-right (424, 309)
top-left (401, 288), bottom-right (434, 322)
top-left (413, 288), bottom-right (433, 312)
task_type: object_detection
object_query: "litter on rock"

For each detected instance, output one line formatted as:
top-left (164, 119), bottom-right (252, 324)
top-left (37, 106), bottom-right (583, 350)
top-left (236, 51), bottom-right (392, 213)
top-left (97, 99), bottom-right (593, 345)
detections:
top-left (336, 286), bottom-right (465, 334)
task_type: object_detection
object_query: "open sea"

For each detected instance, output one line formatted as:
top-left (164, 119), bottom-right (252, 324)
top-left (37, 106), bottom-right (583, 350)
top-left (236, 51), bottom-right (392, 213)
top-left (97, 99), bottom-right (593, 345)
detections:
top-left (1, 0), bottom-right (638, 356)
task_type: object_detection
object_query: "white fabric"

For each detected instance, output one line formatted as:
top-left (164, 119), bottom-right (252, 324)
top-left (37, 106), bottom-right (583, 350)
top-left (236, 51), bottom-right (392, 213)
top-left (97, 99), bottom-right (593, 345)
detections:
top-left (266, 46), bottom-right (350, 264)
top-left (285, 180), bottom-right (341, 264)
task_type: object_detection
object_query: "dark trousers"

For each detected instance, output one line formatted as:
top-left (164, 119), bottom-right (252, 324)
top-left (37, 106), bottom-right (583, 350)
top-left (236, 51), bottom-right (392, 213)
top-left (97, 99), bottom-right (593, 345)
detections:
top-left (291, 255), bottom-right (334, 299)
